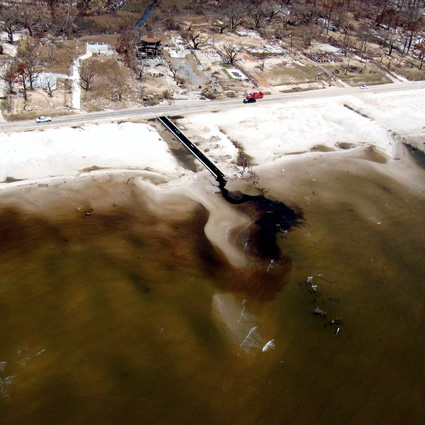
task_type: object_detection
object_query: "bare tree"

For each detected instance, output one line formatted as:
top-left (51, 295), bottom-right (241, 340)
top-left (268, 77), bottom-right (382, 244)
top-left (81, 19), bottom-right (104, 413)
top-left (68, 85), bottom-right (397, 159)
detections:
top-left (182, 27), bottom-right (209, 49)
top-left (262, 0), bottom-right (281, 22)
top-left (257, 52), bottom-right (267, 71)
top-left (51, 2), bottom-right (77, 37)
top-left (296, 24), bottom-right (320, 48)
top-left (116, 31), bottom-right (136, 68)
top-left (221, 1), bottom-right (246, 32)
top-left (402, 19), bottom-right (423, 54)
top-left (212, 19), bottom-right (230, 34)
top-left (247, 2), bottom-right (267, 29)
top-left (78, 59), bottom-right (96, 91)
top-left (1, 60), bottom-right (16, 94)
top-left (44, 79), bottom-right (54, 98)
top-left (220, 44), bottom-right (240, 65)
top-left (414, 41), bottom-right (425, 69)
top-left (380, 28), bottom-right (399, 56)
top-left (0, 8), bottom-right (20, 44)
top-left (321, 0), bottom-right (336, 33)
top-left (15, 2), bottom-right (51, 37)
top-left (14, 60), bottom-right (29, 101)
top-left (17, 38), bottom-right (42, 91)
top-left (289, 3), bottom-right (320, 25)
top-left (168, 60), bottom-right (178, 79)
top-left (133, 61), bottom-right (145, 81)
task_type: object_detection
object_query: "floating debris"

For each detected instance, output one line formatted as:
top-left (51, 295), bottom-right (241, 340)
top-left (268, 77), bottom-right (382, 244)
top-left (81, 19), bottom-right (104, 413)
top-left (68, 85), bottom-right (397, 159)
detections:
top-left (313, 307), bottom-right (327, 318)
top-left (262, 339), bottom-right (275, 353)
top-left (239, 326), bottom-right (264, 355)
top-left (0, 376), bottom-right (14, 398)
top-left (330, 317), bottom-right (344, 325)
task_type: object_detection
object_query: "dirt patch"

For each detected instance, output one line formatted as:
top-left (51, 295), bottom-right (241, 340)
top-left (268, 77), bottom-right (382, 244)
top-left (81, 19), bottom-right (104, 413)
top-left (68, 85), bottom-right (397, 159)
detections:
top-left (81, 56), bottom-right (143, 111)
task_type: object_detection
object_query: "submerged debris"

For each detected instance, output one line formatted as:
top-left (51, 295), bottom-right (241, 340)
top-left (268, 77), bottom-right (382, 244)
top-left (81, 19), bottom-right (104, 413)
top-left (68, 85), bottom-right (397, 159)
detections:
top-left (330, 317), bottom-right (344, 325)
top-left (313, 307), bottom-right (327, 318)
top-left (305, 276), bottom-right (318, 294)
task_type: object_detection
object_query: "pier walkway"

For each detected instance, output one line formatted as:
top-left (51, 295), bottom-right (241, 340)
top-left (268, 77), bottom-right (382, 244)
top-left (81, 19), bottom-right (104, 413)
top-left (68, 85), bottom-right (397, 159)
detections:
top-left (158, 116), bottom-right (227, 187)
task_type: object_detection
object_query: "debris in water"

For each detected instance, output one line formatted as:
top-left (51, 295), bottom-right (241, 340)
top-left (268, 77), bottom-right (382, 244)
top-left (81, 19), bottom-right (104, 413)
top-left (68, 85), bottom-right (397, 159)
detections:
top-left (310, 284), bottom-right (318, 294)
top-left (330, 317), bottom-right (344, 325)
top-left (313, 307), bottom-right (327, 318)
top-left (336, 327), bottom-right (341, 335)
top-left (262, 339), bottom-right (275, 352)
top-left (220, 186), bottom-right (302, 261)
top-left (239, 326), bottom-right (264, 355)
top-left (0, 376), bottom-right (14, 398)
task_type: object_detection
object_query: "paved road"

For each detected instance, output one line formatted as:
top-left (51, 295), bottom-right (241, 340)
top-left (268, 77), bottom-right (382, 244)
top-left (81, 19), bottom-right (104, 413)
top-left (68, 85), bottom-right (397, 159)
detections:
top-left (1, 80), bottom-right (424, 133)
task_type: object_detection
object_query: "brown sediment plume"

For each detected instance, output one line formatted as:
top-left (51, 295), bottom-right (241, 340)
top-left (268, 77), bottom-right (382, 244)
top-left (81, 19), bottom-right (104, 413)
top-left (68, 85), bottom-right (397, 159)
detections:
top-left (0, 171), bottom-right (301, 302)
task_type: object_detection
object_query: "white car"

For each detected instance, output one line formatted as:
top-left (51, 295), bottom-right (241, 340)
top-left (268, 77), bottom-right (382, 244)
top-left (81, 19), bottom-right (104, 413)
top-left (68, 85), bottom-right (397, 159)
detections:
top-left (35, 116), bottom-right (52, 123)
top-left (360, 85), bottom-right (369, 89)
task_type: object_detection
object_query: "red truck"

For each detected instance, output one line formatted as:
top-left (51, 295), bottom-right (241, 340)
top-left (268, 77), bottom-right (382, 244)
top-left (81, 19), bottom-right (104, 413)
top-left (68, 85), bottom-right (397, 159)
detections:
top-left (243, 91), bottom-right (264, 104)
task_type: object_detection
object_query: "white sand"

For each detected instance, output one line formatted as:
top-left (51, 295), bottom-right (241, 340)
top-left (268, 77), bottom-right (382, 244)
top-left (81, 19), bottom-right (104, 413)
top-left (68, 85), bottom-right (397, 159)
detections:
top-left (184, 89), bottom-right (425, 171)
top-left (0, 122), bottom-right (188, 185)
top-left (0, 87), bottom-right (424, 190)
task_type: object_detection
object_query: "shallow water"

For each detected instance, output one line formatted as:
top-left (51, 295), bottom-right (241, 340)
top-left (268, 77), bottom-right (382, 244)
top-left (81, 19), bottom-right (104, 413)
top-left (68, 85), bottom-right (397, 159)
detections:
top-left (0, 147), bottom-right (424, 425)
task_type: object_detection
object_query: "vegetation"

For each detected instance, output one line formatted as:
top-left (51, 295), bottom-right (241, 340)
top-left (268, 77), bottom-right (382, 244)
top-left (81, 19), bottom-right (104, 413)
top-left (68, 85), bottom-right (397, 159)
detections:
top-left (0, 0), bottom-right (424, 116)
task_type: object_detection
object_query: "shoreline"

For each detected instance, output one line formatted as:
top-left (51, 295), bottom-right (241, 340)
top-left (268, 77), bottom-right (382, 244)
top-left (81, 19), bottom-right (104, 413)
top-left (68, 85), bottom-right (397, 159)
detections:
top-left (0, 87), bottom-right (424, 200)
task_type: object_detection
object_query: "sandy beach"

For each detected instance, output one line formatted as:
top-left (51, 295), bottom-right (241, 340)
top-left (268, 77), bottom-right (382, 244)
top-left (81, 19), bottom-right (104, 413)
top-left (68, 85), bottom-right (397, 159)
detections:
top-left (0, 86), bottom-right (424, 193)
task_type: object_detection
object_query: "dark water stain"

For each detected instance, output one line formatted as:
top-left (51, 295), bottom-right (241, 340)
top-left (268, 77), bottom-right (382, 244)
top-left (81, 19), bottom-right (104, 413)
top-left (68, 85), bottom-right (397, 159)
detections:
top-left (169, 144), bottom-right (198, 172)
top-left (220, 186), bottom-right (303, 261)
top-left (405, 143), bottom-right (425, 169)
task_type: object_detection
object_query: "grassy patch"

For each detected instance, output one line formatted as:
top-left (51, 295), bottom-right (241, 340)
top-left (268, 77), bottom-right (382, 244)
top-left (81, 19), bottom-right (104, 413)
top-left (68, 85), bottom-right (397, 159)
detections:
top-left (35, 40), bottom-right (76, 75)
top-left (123, 0), bottom-right (150, 12)
top-left (266, 63), bottom-right (319, 85)
top-left (323, 63), bottom-right (391, 86)
top-left (393, 64), bottom-right (425, 81)
top-left (88, 12), bottom-right (138, 32)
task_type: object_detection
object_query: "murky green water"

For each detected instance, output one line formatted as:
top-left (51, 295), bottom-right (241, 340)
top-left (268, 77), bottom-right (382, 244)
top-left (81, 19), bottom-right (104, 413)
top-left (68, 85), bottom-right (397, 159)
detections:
top-left (0, 147), bottom-right (424, 425)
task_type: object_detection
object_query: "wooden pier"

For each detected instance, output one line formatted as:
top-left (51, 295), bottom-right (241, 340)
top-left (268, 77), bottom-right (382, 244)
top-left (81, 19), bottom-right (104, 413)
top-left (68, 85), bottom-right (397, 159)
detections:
top-left (158, 116), bottom-right (227, 188)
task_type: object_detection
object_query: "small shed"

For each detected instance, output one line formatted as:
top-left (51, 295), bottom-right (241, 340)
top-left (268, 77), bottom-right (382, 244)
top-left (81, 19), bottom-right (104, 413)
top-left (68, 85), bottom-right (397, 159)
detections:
top-left (137, 36), bottom-right (162, 58)
top-left (86, 43), bottom-right (115, 56)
